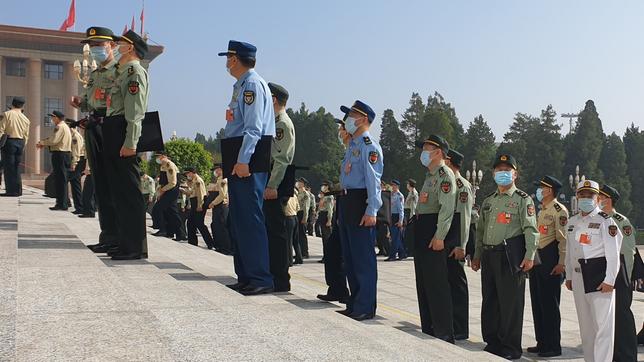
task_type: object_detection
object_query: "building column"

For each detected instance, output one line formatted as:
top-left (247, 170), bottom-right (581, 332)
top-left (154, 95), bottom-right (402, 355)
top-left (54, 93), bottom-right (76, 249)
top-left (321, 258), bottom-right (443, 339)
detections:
top-left (64, 61), bottom-right (78, 121)
top-left (26, 58), bottom-right (42, 175)
top-left (0, 56), bottom-right (3, 108)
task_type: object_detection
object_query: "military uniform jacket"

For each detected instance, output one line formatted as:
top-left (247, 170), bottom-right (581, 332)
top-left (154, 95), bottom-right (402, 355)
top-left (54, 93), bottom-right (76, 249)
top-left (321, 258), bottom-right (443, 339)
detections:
top-left (159, 160), bottom-right (179, 191)
top-left (188, 174), bottom-right (207, 200)
top-left (284, 190), bottom-right (300, 217)
top-left (308, 190), bottom-right (316, 214)
top-left (0, 109), bottom-right (30, 143)
top-left (107, 60), bottom-right (149, 149)
top-left (537, 199), bottom-right (569, 265)
top-left (475, 184), bottom-right (539, 260)
top-left (268, 110), bottom-right (295, 189)
top-left (454, 174), bottom-right (473, 249)
top-left (40, 122), bottom-right (72, 152)
top-left (391, 190), bottom-right (405, 220)
top-left (209, 176), bottom-right (229, 207)
top-left (140, 175), bottom-right (155, 195)
top-left (70, 128), bottom-right (85, 168)
top-left (81, 59), bottom-right (117, 113)
top-left (297, 188), bottom-right (311, 222)
top-left (416, 161), bottom-right (456, 241)
top-left (340, 131), bottom-right (383, 217)
top-left (320, 195), bottom-right (334, 220)
top-left (610, 210), bottom-right (637, 279)
top-left (404, 188), bottom-right (419, 217)
top-left (565, 208), bottom-right (622, 286)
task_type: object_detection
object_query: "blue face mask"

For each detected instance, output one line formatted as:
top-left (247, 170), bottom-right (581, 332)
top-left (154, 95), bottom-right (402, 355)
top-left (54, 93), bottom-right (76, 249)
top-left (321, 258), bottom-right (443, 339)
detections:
top-left (90, 46), bottom-right (109, 63)
top-left (578, 198), bottom-right (597, 213)
top-left (420, 150), bottom-right (432, 167)
top-left (155, 158), bottom-right (162, 165)
top-left (344, 117), bottom-right (359, 135)
top-left (113, 46), bottom-right (123, 63)
top-left (494, 171), bottom-right (514, 186)
top-left (535, 188), bottom-right (544, 202)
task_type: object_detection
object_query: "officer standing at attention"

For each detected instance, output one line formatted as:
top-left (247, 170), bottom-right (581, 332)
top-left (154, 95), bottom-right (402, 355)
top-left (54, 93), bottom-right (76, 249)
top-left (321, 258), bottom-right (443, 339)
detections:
top-left (0, 97), bottom-right (30, 197)
top-left (183, 166), bottom-right (215, 249)
top-left (413, 135), bottom-right (456, 341)
top-left (318, 181), bottom-right (335, 252)
top-left (598, 184), bottom-right (638, 362)
top-left (528, 175), bottom-right (568, 358)
top-left (565, 180), bottom-right (622, 362)
top-left (336, 100), bottom-right (383, 321)
top-left (219, 40), bottom-right (275, 296)
top-left (37, 111), bottom-right (72, 210)
top-left (152, 152), bottom-right (186, 241)
top-left (385, 180), bottom-right (406, 261)
top-left (404, 178), bottom-right (418, 256)
top-left (67, 120), bottom-right (86, 215)
top-left (71, 27), bottom-right (119, 253)
top-left (139, 171), bottom-right (155, 214)
top-left (208, 165), bottom-right (232, 255)
top-left (445, 149), bottom-right (473, 340)
top-left (102, 30), bottom-right (149, 260)
top-left (471, 154), bottom-right (538, 360)
top-left (264, 82), bottom-right (295, 292)
top-left (296, 178), bottom-right (311, 259)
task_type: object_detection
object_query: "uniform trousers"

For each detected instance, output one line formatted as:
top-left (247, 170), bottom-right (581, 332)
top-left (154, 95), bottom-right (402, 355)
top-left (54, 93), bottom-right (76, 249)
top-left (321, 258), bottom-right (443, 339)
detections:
top-left (68, 156), bottom-right (86, 212)
top-left (1, 138), bottom-right (24, 195)
top-left (322, 210), bottom-right (349, 299)
top-left (388, 214), bottom-right (406, 259)
top-left (264, 197), bottom-right (290, 291)
top-left (51, 151), bottom-right (71, 209)
top-left (529, 242), bottom-right (562, 353)
top-left (211, 204), bottom-right (232, 253)
top-left (187, 196), bottom-right (214, 248)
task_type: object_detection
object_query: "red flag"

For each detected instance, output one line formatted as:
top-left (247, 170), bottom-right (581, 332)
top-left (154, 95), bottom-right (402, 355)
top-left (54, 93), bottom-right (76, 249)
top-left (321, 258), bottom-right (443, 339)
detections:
top-left (58, 0), bottom-right (75, 31)
top-left (123, 25), bottom-right (128, 35)
top-left (140, 4), bottom-right (145, 34)
top-left (131, 15), bottom-right (135, 32)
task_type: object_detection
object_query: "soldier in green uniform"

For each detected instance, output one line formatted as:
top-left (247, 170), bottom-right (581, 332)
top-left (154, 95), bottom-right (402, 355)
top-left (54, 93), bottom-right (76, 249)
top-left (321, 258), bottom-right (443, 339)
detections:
top-left (414, 135), bottom-right (456, 342)
top-left (471, 154), bottom-right (538, 360)
top-left (264, 82), bottom-right (295, 292)
top-left (598, 184), bottom-right (638, 362)
top-left (445, 149), bottom-right (473, 340)
top-left (102, 30), bottom-right (149, 260)
top-left (70, 27), bottom-right (119, 253)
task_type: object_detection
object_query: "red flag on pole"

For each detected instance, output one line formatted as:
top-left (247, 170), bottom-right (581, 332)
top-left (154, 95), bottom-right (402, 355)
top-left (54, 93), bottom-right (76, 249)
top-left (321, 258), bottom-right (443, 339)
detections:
top-left (131, 15), bottom-right (135, 32)
top-left (58, 0), bottom-right (76, 31)
top-left (140, 5), bottom-right (145, 35)
top-left (123, 25), bottom-right (128, 35)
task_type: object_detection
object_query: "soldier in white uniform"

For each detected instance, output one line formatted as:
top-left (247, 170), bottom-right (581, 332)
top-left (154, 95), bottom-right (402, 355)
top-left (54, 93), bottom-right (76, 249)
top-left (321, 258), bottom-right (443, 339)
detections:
top-left (565, 180), bottom-right (622, 362)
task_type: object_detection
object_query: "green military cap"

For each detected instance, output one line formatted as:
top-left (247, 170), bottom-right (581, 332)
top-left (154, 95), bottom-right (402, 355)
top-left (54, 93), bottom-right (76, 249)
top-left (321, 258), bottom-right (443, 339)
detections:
top-left (81, 27), bottom-right (116, 43)
top-left (492, 154), bottom-right (518, 170)
top-left (533, 175), bottom-right (562, 191)
top-left (154, 151), bottom-right (167, 156)
top-left (415, 134), bottom-right (449, 154)
top-left (407, 178), bottom-right (416, 187)
top-left (115, 30), bottom-right (148, 59)
top-left (447, 149), bottom-right (464, 168)
top-left (268, 82), bottom-right (289, 104)
top-left (600, 184), bottom-right (620, 201)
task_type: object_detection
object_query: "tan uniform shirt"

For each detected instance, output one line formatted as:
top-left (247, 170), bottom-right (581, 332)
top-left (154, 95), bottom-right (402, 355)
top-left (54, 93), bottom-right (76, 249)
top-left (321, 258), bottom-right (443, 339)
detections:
top-left (188, 174), bottom-right (207, 200)
top-left (284, 189), bottom-right (300, 216)
top-left (0, 109), bottom-right (30, 144)
top-left (159, 160), bottom-right (179, 192)
top-left (70, 128), bottom-right (85, 168)
top-left (209, 176), bottom-right (228, 208)
top-left (40, 122), bottom-right (72, 152)
top-left (537, 199), bottom-right (569, 265)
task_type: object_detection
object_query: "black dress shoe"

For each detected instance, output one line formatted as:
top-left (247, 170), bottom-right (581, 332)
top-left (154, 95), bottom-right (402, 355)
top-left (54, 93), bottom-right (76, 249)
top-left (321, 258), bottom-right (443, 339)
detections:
top-left (0, 193), bottom-right (18, 197)
top-left (484, 344), bottom-right (502, 355)
top-left (273, 287), bottom-right (290, 293)
top-left (349, 313), bottom-right (374, 321)
top-left (111, 253), bottom-right (142, 260)
top-left (86, 243), bottom-right (101, 251)
top-left (226, 282), bottom-right (249, 291)
top-left (526, 346), bottom-right (540, 354)
top-left (384, 257), bottom-right (397, 262)
top-left (72, 210), bottom-right (84, 215)
top-left (398, 256), bottom-right (408, 260)
top-left (638, 326), bottom-right (644, 345)
top-left (91, 244), bottom-right (112, 253)
top-left (454, 334), bottom-right (468, 341)
top-left (78, 214), bottom-right (95, 218)
top-left (239, 285), bottom-right (274, 296)
top-left (335, 309), bottom-right (352, 316)
top-left (49, 206), bottom-right (68, 211)
top-left (316, 294), bottom-right (348, 303)
top-left (538, 350), bottom-right (561, 358)
top-left (107, 248), bottom-right (120, 257)
top-left (152, 231), bottom-right (169, 237)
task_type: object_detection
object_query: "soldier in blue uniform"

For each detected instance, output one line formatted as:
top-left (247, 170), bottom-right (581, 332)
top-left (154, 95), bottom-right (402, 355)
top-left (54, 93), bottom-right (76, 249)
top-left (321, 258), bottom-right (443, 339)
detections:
top-left (335, 101), bottom-right (383, 321)
top-left (385, 179), bottom-right (406, 261)
top-left (219, 41), bottom-right (275, 296)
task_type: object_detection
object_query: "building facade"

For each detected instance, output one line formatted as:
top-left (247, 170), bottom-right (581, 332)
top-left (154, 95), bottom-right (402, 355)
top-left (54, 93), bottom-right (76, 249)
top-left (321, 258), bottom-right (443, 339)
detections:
top-left (0, 24), bottom-right (163, 175)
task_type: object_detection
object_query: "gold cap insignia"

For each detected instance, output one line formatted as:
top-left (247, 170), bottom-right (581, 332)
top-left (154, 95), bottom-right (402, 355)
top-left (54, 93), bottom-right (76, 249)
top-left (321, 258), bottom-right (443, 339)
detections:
top-left (89, 28), bottom-right (96, 35)
top-left (584, 181), bottom-right (590, 187)
top-left (500, 155), bottom-right (508, 161)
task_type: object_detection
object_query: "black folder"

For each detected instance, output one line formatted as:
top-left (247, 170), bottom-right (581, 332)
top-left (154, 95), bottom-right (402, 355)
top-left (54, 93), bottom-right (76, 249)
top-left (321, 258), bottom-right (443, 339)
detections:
top-left (136, 111), bottom-right (164, 152)
top-left (578, 257), bottom-right (607, 293)
top-left (633, 248), bottom-right (644, 282)
top-left (503, 235), bottom-right (541, 274)
top-left (220, 135), bottom-right (272, 178)
top-left (444, 213), bottom-right (461, 249)
top-left (377, 190), bottom-right (392, 226)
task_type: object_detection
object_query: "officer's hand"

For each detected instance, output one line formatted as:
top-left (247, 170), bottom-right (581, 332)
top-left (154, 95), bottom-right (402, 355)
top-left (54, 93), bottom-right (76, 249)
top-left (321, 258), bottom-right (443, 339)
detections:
top-left (232, 163), bottom-right (251, 178)
top-left (208, 203), bottom-right (214, 210)
top-left (119, 146), bottom-right (136, 158)
top-left (597, 282), bottom-right (614, 293)
top-left (471, 258), bottom-right (481, 272)
top-left (196, 206), bottom-right (203, 212)
top-left (301, 219), bottom-right (307, 225)
top-left (565, 280), bottom-right (572, 291)
top-left (395, 222), bottom-right (402, 228)
top-left (550, 264), bottom-right (565, 275)
top-left (429, 239), bottom-right (444, 251)
top-left (520, 259), bottom-right (534, 272)
top-left (449, 247), bottom-right (465, 260)
top-left (263, 187), bottom-right (278, 200)
top-left (70, 96), bottom-right (81, 108)
top-left (360, 215), bottom-right (377, 227)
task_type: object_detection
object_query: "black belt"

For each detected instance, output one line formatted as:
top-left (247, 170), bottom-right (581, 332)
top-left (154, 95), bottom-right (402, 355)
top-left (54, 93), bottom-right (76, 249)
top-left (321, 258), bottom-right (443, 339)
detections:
top-left (7, 137), bottom-right (24, 140)
top-left (51, 151), bottom-right (71, 153)
top-left (482, 244), bottom-right (505, 252)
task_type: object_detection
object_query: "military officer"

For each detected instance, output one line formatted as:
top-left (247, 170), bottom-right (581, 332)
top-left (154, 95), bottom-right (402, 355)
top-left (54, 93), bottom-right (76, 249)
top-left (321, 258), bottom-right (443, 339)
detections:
top-left (140, 171), bottom-right (155, 214)
top-left (0, 97), bottom-right (30, 197)
top-left (219, 40), bottom-right (275, 295)
top-left (385, 179), bottom-right (406, 261)
top-left (152, 152), bottom-right (186, 241)
top-left (336, 100), bottom-right (383, 321)
top-left (37, 111), bottom-right (72, 210)
top-left (307, 184), bottom-right (317, 237)
top-left (182, 166), bottom-right (215, 249)
top-left (67, 120), bottom-right (86, 214)
top-left (71, 27), bottom-right (119, 253)
top-left (404, 178), bottom-right (418, 257)
top-left (318, 181), bottom-right (334, 250)
top-left (528, 175), bottom-right (568, 357)
top-left (208, 165), bottom-right (232, 254)
top-left (296, 178), bottom-right (311, 259)
top-left (565, 180), bottom-right (622, 362)
top-left (445, 149), bottom-right (473, 340)
top-left (598, 184), bottom-right (638, 362)
top-left (263, 82), bottom-right (296, 292)
top-left (413, 135), bottom-right (456, 341)
top-left (472, 154), bottom-right (538, 360)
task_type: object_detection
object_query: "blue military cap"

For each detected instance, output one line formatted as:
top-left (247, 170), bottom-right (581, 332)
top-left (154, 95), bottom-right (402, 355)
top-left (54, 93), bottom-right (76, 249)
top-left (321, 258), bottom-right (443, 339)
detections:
top-left (391, 179), bottom-right (401, 186)
top-left (218, 40), bottom-right (257, 59)
top-left (340, 100), bottom-right (375, 123)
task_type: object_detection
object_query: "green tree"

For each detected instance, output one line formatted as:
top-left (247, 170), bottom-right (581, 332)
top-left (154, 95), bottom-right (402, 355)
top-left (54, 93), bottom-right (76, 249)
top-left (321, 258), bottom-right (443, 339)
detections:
top-left (598, 132), bottom-right (632, 215)
top-left (496, 113), bottom-right (539, 190)
top-left (462, 114), bottom-right (497, 198)
top-left (426, 92), bottom-right (464, 149)
top-left (147, 138), bottom-right (214, 183)
top-left (400, 93), bottom-right (425, 146)
top-left (624, 124), bottom-right (644, 226)
top-left (379, 109), bottom-right (410, 182)
top-left (531, 105), bottom-right (565, 189)
top-left (564, 100), bottom-right (605, 181)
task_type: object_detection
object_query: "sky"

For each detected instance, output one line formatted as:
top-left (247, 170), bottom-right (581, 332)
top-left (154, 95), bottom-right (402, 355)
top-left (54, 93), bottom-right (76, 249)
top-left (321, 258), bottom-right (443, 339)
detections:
top-left (2, 1), bottom-right (644, 141)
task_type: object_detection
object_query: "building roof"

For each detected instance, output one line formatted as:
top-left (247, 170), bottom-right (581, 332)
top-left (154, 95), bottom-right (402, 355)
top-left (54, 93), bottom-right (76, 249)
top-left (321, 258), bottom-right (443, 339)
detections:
top-left (0, 24), bottom-right (163, 61)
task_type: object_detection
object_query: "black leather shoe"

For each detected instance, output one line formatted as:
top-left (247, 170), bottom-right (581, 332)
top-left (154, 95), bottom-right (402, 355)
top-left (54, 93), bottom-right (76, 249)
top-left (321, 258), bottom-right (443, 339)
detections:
top-left (107, 248), bottom-right (120, 257)
top-left (49, 206), bottom-right (68, 211)
top-left (111, 253), bottom-right (142, 260)
top-left (499, 349), bottom-right (521, 360)
top-left (538, 350), bottom-right (561, 358)
top-left (398, 256), bottom-right (408, 260)
top-left (226, 282), bottom-right (248, 291)
top-left (91, 244), bottom-right (112, 253)
top-left (78, 214), bottom-right (95, 218)
top-left (239, 286), bottom-right (274, 296)
top-left (86, 243), bottom-right (101, 251)
top-left (317, 294), bottom-right (348, 304)
top-left (384, 257), bottom-right (397, 262)
top-left (638, 326), bottom-right (644, 345)
top-left (152, 231), bottom-right (169, 237)
top-left (273, 287), bottom-right (290, 293)
top-left (526, 346), bottom-right (540, 354)
top-left (454, 334), bottom-right (468, 341)
top-left (72, 210), bottom-right (84, 215)
top-left (0, 193), bottom-right (18, 197)
top-left (349, 313), bottom-right (374, 321)
top-left (335, 309), bottom-right (352, 316)
top-left (484, 344), bottom-right (502, 355)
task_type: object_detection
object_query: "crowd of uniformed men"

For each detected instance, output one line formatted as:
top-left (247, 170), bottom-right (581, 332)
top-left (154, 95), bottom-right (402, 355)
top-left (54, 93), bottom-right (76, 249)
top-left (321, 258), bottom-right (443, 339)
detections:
top-left (0, 29), bottom-right (642, 360)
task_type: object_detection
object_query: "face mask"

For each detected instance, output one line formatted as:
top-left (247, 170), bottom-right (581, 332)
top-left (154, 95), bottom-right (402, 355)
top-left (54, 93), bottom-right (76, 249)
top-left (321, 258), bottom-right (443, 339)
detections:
top-left (420, 151), bottom-right (432, 167)
top-left (578, 198), bottom-right (597, 213)
top-left (338, 133), bottom-right (345, 144)
top-left (598, 200), bottom-right (608, 210)
top-left (494, 171), bottom-right (514, 186)
top-left (535, 188), bottom-right (544, 202)
top-left (345, 117), bottom-right (359, 135)
top-left (113, 46), bottom-right (122, 62)
top-left (321, 186), bottom-right (328, 192)
top-left (90, 46), bottom-right (109, 63)
top-left (155, 158), bottom-right (161, 165)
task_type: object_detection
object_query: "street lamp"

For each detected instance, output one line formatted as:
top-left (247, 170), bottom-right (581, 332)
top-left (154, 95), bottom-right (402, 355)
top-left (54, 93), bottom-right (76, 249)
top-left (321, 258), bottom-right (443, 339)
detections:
top-left (568, 165), bottom-right (585, 215)
top-left (465, 160), bottom-right (484, 201)
top-left (73, 43), bottom-right (98, 88)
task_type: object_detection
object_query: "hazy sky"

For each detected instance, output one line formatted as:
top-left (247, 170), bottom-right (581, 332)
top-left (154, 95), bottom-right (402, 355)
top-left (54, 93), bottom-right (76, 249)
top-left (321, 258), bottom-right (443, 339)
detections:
top-left (3, 1), bottom-right (644, 141)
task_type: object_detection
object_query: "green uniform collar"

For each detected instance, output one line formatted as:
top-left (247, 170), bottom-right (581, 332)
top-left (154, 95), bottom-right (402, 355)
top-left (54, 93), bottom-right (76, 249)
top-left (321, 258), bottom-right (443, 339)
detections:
top-left (428, 160), bottom-right (446, 175)
top-left (496, 184), bottom-right (517, 196)
top-left (117, 59), bottom-right (140, 74)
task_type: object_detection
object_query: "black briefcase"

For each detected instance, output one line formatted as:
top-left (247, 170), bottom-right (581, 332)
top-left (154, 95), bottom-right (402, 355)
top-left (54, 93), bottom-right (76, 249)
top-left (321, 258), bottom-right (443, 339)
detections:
top-left (136, 111), bottom-right (164, 152)
top-left (277, 165), bottom-right (296, 198)
top-left (503, 235), bottom-right (541, 274)
top-left (377, 190), bottom-right (392, 226)
top-left (220, 135), bottom-right (272, 178)
top-left (578, 257), bottom-right (607, 293)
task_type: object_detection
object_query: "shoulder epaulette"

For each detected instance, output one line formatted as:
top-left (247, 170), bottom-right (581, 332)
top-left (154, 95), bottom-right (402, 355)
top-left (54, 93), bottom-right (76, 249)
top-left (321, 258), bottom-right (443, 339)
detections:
top-left (127, 66), bottom-right (134, 76)
top-left (438, 167), bottom-right (445, 177)
top-left (363, 136), bottom-right (372, 145)
top-left (554, 203), bottom-right (562, 212)
top-left (516, 189), bottom-right (529, 198)
top-left (598, 211), bottom-right (610, 219)
top-left (456, 178), bottom-right (464, 189)
top-left (612, 213), bottom-right (624, 221)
